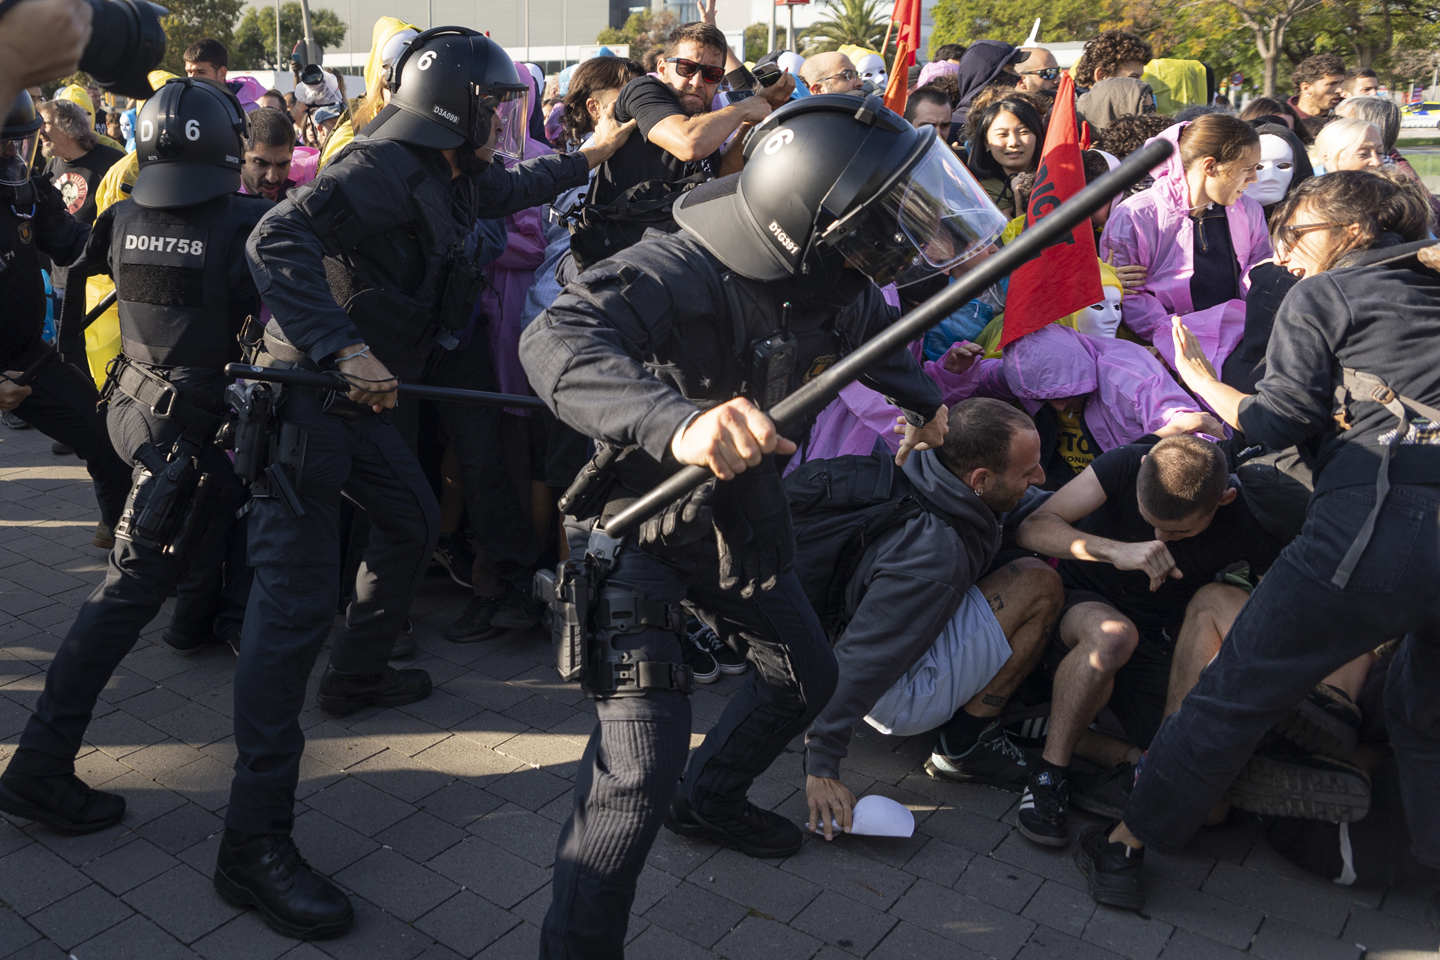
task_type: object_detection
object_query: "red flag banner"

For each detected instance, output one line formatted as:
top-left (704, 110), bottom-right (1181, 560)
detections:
top-left (999, 73), bottom-right (1102, 348)
top-left (882, 0), bottom-right (920, 115)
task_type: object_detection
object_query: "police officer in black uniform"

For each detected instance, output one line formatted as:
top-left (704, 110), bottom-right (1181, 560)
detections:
top-left (521, 93), bottom-right (1009, 958)
top-left (227, 27), bottom-right (635, 939)
top-left (0, 91), bottom-right (129, 545)
top-left (0, 79), bottom-right (270, 833)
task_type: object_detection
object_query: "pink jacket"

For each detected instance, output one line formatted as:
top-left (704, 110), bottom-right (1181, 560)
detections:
top-left (1098, 123), bottom-right (1271, 371)
top-left (932, 325), bottom-right (1203, 452)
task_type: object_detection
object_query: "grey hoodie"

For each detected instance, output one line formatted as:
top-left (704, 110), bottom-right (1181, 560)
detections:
top-left (802, 449), bottom-right (1003, 780)
top-left (1076, 77), bottom-right (1156, 135)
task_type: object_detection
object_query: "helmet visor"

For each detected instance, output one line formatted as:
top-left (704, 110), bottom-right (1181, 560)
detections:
top-left (0, 134), bottom-right (38, 187)
top-left (493, 88), bottom-right (530, 161)
top-left (833, 137), bottom-right (1007, 287)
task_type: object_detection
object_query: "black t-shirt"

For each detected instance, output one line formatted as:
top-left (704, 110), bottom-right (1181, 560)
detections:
top-left (1189, 204), bottom-right (1239, 312)
top-left (591, 76), bottom-right (721, 207)
top-left (44, 144), bottom-right (124, 288)
top-left (1059, 442), bottom-right (1282, 635)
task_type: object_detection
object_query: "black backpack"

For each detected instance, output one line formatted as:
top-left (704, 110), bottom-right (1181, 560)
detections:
top-left (785, 452), bottom-right (966, 636)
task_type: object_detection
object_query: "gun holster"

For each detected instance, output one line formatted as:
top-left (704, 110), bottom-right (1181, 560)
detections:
top-left (226, 380), bottom-right (275, 485)
top-left (557, 443), bottom-right (629, 519)
top-left (114, 441), bottom-right (209, 557)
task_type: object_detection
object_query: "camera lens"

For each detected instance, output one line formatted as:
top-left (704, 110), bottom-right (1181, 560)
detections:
top-left (80, 0), bottom-right (168, 99)
top-left (300, 64), bottom-right (324, 86)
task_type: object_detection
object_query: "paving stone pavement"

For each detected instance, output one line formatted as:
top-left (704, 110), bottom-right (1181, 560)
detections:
top-left (1, 423), bottom-right (1438, 960)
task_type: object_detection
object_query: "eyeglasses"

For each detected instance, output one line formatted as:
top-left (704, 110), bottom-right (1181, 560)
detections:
top-left (1019, 67), bottom-right (1061, 80)
top-left (666, 57), bottom-right (725, 84)
top-left (1277, 221), bottom-right (1345, 249)
top-left (817, 69), bottom-right (860, 85)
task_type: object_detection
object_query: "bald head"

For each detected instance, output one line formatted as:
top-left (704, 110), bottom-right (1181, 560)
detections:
top-left (1015, 47), bottom-right (1059, 94)
top-left (802, 52), bottom-right (863, 95)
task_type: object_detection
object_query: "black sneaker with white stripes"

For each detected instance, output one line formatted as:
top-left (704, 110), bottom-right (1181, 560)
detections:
top-left (1017, 767), bottom-right (1069, 847)
top-left (925, 721), bottom-right (1031, 791)
top-left (682, 630), bottom-right (719, 684)
top-left (687, 616), bottom-right (747, 675)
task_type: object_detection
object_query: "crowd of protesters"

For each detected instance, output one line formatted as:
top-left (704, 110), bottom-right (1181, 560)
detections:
top-left (1, 2), bottom-right (1439, 948)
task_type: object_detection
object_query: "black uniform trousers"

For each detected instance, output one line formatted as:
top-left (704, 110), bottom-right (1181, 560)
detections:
top-left (225, 391), bottom-right (439, 835)
top-left (541, 520), bottom-right (838, 960)
top-left (5, 348), bottom-right (129, 528)
top-left (1127, 482), bottom-right (1440, 867)
top-left (8, 391), bottom-right (248, 777)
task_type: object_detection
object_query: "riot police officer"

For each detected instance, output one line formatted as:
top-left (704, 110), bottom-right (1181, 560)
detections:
top-left (231, 26), bottom-right (635, 939)
top-left (0, 91), bottom-right (129, 545)
top-left (0, 79), bottom-right (269, 834)
top-left (520, 93), bottom-right (1009, 958)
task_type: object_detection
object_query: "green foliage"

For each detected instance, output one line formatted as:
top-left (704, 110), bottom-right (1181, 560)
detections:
top-left (801, 0), bottom-right (892, 55)
top-left (596, 9), bottom-right (678, 50)
top-left (232, 2), bottom-right (348, 70)
top-left (744, 22), bottom-right (792, 61)
top-left (929, 0), bottom-right (1119, 56)
top-left (158, 0), bottom-right (246, 74)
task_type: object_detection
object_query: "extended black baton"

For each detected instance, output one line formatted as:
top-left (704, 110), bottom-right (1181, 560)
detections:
top-left (600, 138), bottom-right (1174, 540)
top-left (81, 289), bottom-right (119, 329)
top-left (224, 363), bottom-right (549, 410)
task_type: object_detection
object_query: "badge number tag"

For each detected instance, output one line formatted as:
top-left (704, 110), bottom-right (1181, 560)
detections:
top-left (120, 224), bottom-right (209, 266)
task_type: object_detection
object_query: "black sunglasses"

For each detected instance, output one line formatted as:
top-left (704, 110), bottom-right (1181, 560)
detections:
top-left (1019, 67), bottom-right (1061, 81)
top-left (666, 57), bottom-right (726, 84)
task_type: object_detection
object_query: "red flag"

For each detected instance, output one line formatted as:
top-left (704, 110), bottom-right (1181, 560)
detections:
top-left (999, 72), bottom-right (1102, 348)
top-left (882, 0), bottom-right (921, 115)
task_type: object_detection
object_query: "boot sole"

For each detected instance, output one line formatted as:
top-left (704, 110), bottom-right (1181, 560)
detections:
top-left (1017, 820), bottom-right (1071, 848)
top-left (1070, 792), bottom-right (1127, 820)
top-left (1225, 755), bottom-right (1371, 822)
top-left (213, 867), bottom-right (354, 940)
top-left (0, 782), bottom-right (124, 835)
top-left (663, 807), bottom-right (801, 859)
top-left (1075, 841), bottom-right (1144, 910)
top-left (1272, 698), bottom-right (1359, 761)
top-left (160, 629), bottom-right (224, 659)
top-left (923, 757), bottom-right (1027, 794)
top-left (315, 679), bottom-right (433, 718)
top-left (714, 660), bottom-right (749, 675)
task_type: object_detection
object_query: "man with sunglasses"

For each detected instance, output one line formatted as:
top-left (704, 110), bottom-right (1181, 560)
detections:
top-left (800, 51), bottom-right (865, 95)
top-left (1015, 47), bottom-right (1061, 95)
top-left (586, 21), bottom-right (792, 264)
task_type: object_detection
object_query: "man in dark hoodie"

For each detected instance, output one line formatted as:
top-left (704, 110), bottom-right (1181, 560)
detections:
top-left (801, 399), bottom-right (1063, 837)
top-left (952, 40), bottom-right (1027, 131)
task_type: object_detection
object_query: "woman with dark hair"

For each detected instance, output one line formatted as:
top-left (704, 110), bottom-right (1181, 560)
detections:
top-left (1082, 169), bottom-right (1440, 912)
top-left (967, 97), bottom-right (1045, 217)
top-left (1239, 95), bottom-right (1312, 143)
top-left (1099, 113), bottom-right (1269, 371)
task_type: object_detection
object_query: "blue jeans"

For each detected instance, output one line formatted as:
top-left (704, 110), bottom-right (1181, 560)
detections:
top-left (1126, 483), bottom-right (1440, 868)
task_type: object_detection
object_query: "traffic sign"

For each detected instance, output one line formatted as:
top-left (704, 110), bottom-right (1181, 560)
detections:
top-left (1230, 72), bottom-right (1244, 86)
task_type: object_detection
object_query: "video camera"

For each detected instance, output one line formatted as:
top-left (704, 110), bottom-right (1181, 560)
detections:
top-left (291, 38), bottom-right (341, 107)
top-left (75, 0), bottom-right (168, 99)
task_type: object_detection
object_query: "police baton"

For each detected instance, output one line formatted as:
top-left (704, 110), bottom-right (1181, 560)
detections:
top-left (81, 290), bottom-right (119, 330)
top-left (600, 137), bottom-right (1174, 540)
top-left (223, 363), bottom-right (549, 410)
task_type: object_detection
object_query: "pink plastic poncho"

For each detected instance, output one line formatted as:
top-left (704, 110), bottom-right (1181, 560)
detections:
top-left (932, 325), bottom-right (1203, 452)
top-left (1098, 123), bottom-right (1271, 371)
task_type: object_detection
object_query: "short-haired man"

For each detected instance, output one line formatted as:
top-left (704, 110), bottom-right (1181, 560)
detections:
top-left (1013, 436), bottom-right (1282, 846)
top-left (183, 38), bottom-right (229, 84)
top-left (1015, 47), bottom-right (1060, 95)
top-left (37, 97), bottom-right (124, 371)
top-left (1075, 31), bottom-right (1153, 87)
top-left (934, 43), bottom-right (966, 64)
top-left (801, 51), bottom-right (864, 95)
top-left (258, 88), bottom-right (286, 113)
top-left (1290, 53), bottom-right (1346, 120)
top-left (799, 399), bottom-right (1063, 837)
top-left (239, 107), bottom-right (297, 202)
top-left (1340, 67), bottom-right (1379, 98)
top-left (904, 85), bottom-right (953, 143)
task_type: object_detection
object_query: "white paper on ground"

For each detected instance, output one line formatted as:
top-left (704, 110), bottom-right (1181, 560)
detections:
top-left (849, 795), bottom-right (915, 837)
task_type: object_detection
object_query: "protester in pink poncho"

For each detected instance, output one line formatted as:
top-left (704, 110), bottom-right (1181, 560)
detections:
top-left (1099, 115), bottom-right (1270, 372)
top-left (478, 64), bottom-right (555, 416)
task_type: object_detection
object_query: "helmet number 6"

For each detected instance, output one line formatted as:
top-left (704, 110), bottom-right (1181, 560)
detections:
top-left (417, 50), bottom-right (437, 70)
top-left (185, 119), bottom-right (200, 141)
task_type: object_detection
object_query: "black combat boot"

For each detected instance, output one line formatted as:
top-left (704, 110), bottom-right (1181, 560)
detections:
top-left (214, 830), bottom-right (353, 939)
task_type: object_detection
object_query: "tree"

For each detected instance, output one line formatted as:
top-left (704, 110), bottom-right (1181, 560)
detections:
top-left (232, 2), bottom-right (347, 70)
top-left (1198, 0), bottom-right (1327, 95)
top-left (158, 0), bottom-right (246, 74)
top-left (596, 9), bottom-right (678, 50)
top-left (744, 22), bottom-right (792, 60)
top-left (929, 0), bottom-right (1122, 56)
top-left (800, 0), bottom-right (892, 56)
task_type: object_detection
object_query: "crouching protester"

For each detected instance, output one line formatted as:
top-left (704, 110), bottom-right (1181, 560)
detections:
top-left (1079, 170), bottom-right (1440, 911)
top-left (519, 94), bottom-right (1009, 958)
top-left (0, 79), bottom-right (267, 830)
top-left (793, 398), bottom-right (1064, 837)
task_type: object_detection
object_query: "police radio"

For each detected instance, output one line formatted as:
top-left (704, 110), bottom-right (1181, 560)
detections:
top-left (746, 302), bottom-right (796, 411)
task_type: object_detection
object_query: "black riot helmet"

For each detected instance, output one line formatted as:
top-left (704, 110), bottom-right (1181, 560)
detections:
top-left (673, 94), bottom-right (1007, 287)
top-left (131, 77), bottom-right (248, 209)
top-left (1, 91), bottom-right (43, 187)
top-left (368, 26), bottom-right (529, 151)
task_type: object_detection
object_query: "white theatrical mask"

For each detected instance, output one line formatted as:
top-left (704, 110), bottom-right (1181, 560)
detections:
top-left (1246, 134), bottom-right (1296, 206)
top-left (1074, 284), bottom-right (1123, 338)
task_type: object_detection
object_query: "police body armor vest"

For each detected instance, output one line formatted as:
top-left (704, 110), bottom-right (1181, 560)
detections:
top-left (111, 193), bottom-right (271, 369)
top-left (288, 138), bottom-right (482, 382)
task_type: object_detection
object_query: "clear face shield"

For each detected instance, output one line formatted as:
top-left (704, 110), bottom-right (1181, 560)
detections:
top-left (830, 137), bottom-right (1008, 288)
top-left (0, 133), bottom-right (38, 187)
top-left (481, 86), bottom-right (530, 161)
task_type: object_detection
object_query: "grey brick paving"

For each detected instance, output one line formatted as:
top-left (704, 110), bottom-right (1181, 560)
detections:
top-left (2, 424), bottom-right (1439, 960)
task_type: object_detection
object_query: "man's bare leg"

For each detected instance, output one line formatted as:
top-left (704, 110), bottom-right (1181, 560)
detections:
top-left (961, 558), bottom-right (1064, 720)
top-left (1165, 583), bottom-right (1250, 718)
top-left (1043, 603), bottom-right (1139, 767)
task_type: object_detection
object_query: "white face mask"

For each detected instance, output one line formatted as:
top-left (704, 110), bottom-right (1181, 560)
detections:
top-left (1246, 134), bottom-right (1295, 206)
top-left (1074, 285), bottom-right (1123, 339)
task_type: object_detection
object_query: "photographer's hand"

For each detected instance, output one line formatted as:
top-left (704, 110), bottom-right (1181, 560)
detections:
top-left (0, 0), bottom-right (92, 112)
